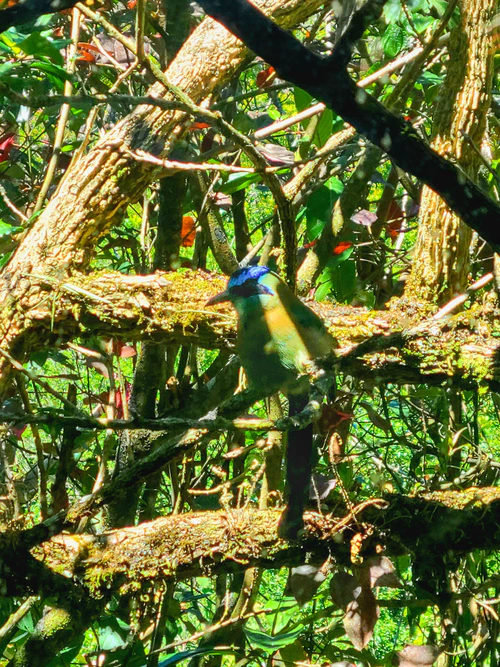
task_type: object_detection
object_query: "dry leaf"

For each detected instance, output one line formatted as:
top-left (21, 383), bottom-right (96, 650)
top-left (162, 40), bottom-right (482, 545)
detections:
top-left (330, 571), bottom-right (360, 610)
top-left (288, 564), bottom-right (327, 606)
top-left (256, 142), bottom-right (295, 166)
top-left (358, 556), bottom-right (401, 589)
top-left (351, 209), bottom-right (377, 226)
top-left (343, 585), bottom-right (379, 650)
top-left (393, 644), bottom-right (441, 667)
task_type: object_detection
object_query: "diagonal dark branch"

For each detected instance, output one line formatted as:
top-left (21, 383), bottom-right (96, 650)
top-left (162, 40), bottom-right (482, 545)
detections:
top-left (0, 0), bottom-right (79, 33)
top-left (196, 0), bottom-right (500, 252)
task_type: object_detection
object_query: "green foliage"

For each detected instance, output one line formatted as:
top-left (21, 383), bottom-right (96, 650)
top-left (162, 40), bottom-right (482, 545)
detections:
top-left (0, 0), bottom-right (498, 665)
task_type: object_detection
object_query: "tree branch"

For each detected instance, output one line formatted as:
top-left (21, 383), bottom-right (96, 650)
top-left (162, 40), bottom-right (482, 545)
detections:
top-left (30, 488), bottom-right (500, 599)
top-left (12, 270), bottom-right (500, 388)
top-left (196, 0), bottom-right (500, 251)
top-left (0, 0), bottom-right (79, 33)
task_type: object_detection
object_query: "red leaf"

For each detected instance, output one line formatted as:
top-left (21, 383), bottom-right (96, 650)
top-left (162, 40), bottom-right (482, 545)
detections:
top-left (0, 134), bottom-right (15, 164)
top-left (190, 121), bottom-right (211, 130)
top-left (127, 0), bottom-right (137, 6)
top-left (288, 565), bottom-right (326, 606)
top-left (181, 215), bottom-right (197, 247)
top-left (77, 42), bottom-right (99, 63)
top-left (330, 571), bottom-right (360, 610)
top-left (256, 65), bottom-right (276, 89)
top-left (332, 241), bottom-right (353, 255)
top-left (386, 199), bottom-right (404, 223)
top-left (11, 424), bottom-right (27, 439)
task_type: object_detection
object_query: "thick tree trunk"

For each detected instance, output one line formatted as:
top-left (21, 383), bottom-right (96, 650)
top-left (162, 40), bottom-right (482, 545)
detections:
top-left (404, 0), bottom-right (494, 304)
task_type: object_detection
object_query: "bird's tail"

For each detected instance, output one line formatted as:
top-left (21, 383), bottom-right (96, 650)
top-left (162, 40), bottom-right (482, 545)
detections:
top-left (278, 393), bottom-right (313, 540)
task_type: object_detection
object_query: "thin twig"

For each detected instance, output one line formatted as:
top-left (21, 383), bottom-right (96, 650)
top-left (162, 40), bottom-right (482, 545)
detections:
top-left (0, 184), bottom-right (27, 222)
top-left (0, 596), bottom-right (37, 642)
top-left (32, 7), bottom-right (81, 214)
top-left (0, 347), bottom-right (89, 415)
top-left (126, 150), bottom-right (286, 175)
top-left (16, 376), bottom-right (48, 519)
top-left (432, 273), bottom-right (494, 321)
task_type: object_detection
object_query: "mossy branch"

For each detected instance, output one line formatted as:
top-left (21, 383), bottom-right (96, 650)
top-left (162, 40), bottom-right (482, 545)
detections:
top-left (28, 488), bottom-right (500, 600)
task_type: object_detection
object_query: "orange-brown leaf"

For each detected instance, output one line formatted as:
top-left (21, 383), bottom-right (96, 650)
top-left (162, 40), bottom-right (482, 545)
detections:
top-left (181, 215), bottom-right (197, 247)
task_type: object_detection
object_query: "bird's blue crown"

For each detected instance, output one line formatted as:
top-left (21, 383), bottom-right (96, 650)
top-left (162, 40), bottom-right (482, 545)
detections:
top-left (228, 265), bottom-right (270, 289)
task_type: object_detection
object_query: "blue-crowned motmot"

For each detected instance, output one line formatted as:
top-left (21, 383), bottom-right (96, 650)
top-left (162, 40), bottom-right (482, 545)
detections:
top-left (207, 265), bottom-right (336, 537)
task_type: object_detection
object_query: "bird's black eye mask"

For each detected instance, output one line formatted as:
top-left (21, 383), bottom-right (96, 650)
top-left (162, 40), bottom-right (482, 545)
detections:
top-left (230, 279), bottom-right (274, 298)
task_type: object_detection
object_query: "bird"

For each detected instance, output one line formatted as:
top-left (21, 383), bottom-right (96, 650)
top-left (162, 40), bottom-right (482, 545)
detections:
top-left (207, 265), bottom-right (336, 538)
top-left (206, 265), bottom-right (335, 395)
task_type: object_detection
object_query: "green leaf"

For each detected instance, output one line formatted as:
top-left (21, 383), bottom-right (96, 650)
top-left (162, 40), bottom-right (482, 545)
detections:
top-left (0, 41), bottom-right (14, 54)
top-left (428, 0), bottom-right (447, 13)
top-left (418, 71), bottom-right (443, 87)
top-left (1, 28), bottom-right (27, 50)
top-left (159, 647), bottom-right (238, 666)
top-left (325, 175), bottom-right (344, 195)
top-left (313, 108), bottom-right (333, 148)
top-left (333, 258), bottom-right (356, 302)
top-left (306, 216), bottom-right (325, 241)
top-left (0, 252), bottom-right (13, 270)
top-left (220, 171), bottom-right (261, 194)
top-left (30, 61), bottom-right (71, 83)
top-left (307, 184), bottom-right (340, 221)
top-left (46, 641), bottom-right (83, 667)
top-left (412, 15), bottom-right (436, 31)
top-left (0, 221), bottom-right (22, 237)
top-left (383, 0), bottom-right (403, 22)
top-left (315, 276), bottom-right (334, 302)
top-left (294, 86), bottom-right (313, 113)
top-left (316, 253), bottom-right (356, 303)
top-left (18, 32), bottom-right (64, 66)
top-left (244, 625), bottom-right (304, 651)
top-left (18, 614), bottom-right (35, 633)
top-left (0, 62), bottom-right (15, 79)
top-left (31, 350), bottom-right (49, 367)
top-left (381, 24), bottom-right (405, 58)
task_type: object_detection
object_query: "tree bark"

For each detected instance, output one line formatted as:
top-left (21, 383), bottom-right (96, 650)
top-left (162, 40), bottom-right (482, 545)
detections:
top-left (405, 0), bottom-right (495, 303)
top-left (1, 270), bottom-right (497, 391)
top-left (30, 488), bottom-right (500, 598)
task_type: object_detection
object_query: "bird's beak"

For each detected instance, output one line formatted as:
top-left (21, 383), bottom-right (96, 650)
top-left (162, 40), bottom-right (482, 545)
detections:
top-left (206, 290), bottom-right (231, 306)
